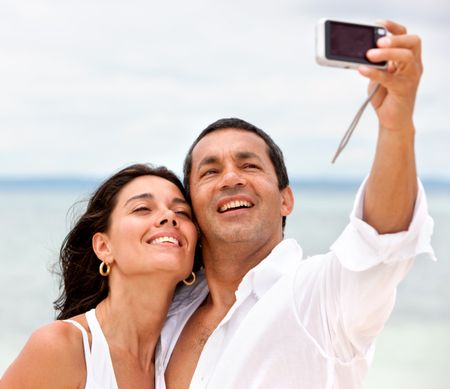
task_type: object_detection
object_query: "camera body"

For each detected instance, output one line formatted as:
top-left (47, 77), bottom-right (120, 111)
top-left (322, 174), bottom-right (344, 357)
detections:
top-left (316, 18), bottom-right (388, 69)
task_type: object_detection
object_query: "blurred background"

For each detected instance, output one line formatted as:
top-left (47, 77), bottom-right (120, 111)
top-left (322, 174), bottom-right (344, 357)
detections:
top-left (1, 0), bottom-right (449, 387)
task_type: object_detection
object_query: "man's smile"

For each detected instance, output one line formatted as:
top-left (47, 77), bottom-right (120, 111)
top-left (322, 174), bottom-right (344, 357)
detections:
top-left (218, 200), bottom-right (253, 213)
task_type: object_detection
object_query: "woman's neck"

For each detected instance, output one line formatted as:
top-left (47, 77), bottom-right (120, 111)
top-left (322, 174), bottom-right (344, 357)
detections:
top-left (95, 276), bottom-right (177, 370)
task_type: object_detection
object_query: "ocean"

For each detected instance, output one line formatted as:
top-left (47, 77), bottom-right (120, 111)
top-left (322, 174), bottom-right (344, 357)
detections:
top-left (0, 180), bottom-right (449, 388)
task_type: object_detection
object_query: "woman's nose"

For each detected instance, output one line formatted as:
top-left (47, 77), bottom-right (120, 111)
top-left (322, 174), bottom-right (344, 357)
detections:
top-left (158, 210), bottom-right (178, 227)
top-left (159, 218), bottom-right (177, 226)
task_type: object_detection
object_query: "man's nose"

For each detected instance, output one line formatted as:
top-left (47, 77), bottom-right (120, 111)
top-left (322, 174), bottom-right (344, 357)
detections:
top-left (219, 168), bottom-right (246, 189)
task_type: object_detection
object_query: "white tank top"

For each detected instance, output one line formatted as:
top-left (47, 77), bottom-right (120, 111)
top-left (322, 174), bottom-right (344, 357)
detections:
top-left (64, 308), bottom-right (118, 389)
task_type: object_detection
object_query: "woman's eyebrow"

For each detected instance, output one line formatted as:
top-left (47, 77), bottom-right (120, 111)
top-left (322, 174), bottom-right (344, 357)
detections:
top-left (124, 193), bottom-right (188, 207)
top-left (171, 197), bottom-right (189, 206)
top-left (124, 192), bottom-right (154, 207)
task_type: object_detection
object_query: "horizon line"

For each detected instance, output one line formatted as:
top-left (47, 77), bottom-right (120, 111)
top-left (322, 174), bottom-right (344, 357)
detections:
top-left (0, 176), bottom-right (449, 190)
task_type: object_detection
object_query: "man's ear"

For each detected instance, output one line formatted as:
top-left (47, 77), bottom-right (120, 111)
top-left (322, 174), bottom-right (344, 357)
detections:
top-left (280, 186), bottom-right (294, 217)
top-left (92, 232), bottom-right (113, 264)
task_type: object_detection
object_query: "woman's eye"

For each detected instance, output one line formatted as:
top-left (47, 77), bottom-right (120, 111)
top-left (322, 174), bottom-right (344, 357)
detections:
top-left (175, 210), bottom-right (192, 219)
top-left (133, 206), bottom-right (151, 213)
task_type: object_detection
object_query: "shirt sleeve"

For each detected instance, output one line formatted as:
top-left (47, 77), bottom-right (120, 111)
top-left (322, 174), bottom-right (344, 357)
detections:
top-left (331, 177), bottom-right (436, 271)
top-left (327, 177), bottom-right (436, 359)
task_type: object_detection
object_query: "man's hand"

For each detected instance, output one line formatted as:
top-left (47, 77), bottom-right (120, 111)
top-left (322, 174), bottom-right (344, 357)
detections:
top-left (359, 20), bottom-right (423, 133)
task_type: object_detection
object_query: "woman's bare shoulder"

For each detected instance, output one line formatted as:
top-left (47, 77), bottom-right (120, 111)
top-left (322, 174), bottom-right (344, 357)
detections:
top-left (1, 319), bottom-right (87, 388)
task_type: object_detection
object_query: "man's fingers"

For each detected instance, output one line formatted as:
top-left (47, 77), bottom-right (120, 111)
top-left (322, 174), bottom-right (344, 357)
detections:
top-left (358, 66), bottom-right (387, 83)
top-left (376, 19), bottom-right (407, 35)
top-left (377, 34), bottom-right (422, 56)
top-left (367, 48), bottom-right (416, 66)
top-left (358, 65), bottom-right (403, 90)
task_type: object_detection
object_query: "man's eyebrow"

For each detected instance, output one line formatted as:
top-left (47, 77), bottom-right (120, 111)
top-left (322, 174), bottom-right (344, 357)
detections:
top-left (196, 151), bottom-right (263, 172)
top-left (234, 151), bottom-right (263, 162)
top-left (197, 156), bottom-right (219, 171)
top-left (124, 193), bottom-right (188, 207)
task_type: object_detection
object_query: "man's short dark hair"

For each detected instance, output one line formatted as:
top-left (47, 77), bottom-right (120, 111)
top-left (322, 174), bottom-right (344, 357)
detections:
top-left (183, 118), bottom-right (290, 230)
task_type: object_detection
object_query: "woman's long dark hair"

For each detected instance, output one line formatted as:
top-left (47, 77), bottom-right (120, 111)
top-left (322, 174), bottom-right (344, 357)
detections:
top-left (54, 163), bottom-right (201, 320)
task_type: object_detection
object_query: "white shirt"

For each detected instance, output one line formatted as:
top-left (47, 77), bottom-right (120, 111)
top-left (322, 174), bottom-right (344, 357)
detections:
top-left (155, 180), bottom-right (436, 389)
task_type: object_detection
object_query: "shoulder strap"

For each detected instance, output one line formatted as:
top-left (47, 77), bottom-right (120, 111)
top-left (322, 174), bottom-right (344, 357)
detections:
top-left (84, 308), bottom-right (119, 389)
top-left (63, 319), bottom-right (93, 371)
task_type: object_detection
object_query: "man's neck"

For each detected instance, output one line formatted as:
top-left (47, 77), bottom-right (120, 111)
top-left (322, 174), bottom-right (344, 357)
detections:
top-left (200, 237), bottom-right (282, 309)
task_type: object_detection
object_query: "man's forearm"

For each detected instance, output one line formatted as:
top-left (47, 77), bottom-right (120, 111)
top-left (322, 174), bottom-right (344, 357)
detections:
top-left (363, 125), bottom-right (417, 234)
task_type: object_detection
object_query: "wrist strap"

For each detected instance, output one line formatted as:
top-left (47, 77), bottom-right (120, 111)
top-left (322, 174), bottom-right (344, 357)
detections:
top-left (331, 83), bottom-right (381, 163)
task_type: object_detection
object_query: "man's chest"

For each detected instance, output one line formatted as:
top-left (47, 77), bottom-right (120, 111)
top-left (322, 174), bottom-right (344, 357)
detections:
top-left (164, 303), bottom-right (228, 388)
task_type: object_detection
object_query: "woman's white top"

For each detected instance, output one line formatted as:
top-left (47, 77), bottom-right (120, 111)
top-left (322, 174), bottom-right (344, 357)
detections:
top-left (65, 308), bottom-right (118, 389)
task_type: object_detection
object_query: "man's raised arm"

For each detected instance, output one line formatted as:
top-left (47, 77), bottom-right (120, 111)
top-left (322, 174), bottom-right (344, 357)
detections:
top-left (358, 20), bottom-right (422, 234)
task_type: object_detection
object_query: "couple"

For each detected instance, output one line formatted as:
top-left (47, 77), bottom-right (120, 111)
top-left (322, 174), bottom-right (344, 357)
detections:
top-left (1, 20), bottom-right (436, 389)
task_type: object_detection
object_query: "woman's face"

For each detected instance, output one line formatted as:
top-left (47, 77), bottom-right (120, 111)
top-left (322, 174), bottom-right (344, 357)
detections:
top-left (96, 175), bottom-right (197, 282)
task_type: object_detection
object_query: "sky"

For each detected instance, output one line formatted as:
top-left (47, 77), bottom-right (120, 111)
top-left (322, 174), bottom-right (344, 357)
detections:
top-left (1, 0), bottom-right (449, 181)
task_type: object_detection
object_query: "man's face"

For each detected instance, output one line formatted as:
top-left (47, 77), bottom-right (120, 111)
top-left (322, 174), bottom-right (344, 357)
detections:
top-left (189, 128), bottom-right (293, 247)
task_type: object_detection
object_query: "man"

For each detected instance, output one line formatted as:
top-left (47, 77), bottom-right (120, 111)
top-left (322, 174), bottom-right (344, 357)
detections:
top-left (157, 20), bottom-right (435, 388)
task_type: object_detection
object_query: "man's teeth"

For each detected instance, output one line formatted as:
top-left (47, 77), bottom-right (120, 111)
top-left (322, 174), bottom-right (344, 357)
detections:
top-left (150, 236), bottom-right (180, 246)
top-left (219, 200), bottom-right (252, 212)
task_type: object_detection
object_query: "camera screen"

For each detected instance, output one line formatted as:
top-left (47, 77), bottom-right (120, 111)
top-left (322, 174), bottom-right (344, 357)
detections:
top-left (326, 21), bottom-right (386, 66)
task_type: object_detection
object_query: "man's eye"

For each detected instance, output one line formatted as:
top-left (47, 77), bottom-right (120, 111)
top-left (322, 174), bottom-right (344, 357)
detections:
top-left (243, 163), bottom-right (259, 169)
top-left (201, 169), bottom-right (218, 177)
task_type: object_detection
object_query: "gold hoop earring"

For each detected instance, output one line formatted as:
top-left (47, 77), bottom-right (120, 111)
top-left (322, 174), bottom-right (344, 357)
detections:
top-left (99, 261), bottom-right (111, 276)
top-left (183, 272), bottom-right (196, 286)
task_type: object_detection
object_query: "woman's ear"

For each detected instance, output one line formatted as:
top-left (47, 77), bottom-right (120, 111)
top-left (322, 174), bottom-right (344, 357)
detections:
top-left (280, 185), bottom-right (294, 217)
top-left (92, 232), bottom-right (113, 263)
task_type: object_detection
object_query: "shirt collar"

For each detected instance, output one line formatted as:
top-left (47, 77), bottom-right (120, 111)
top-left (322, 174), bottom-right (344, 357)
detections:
top-left (167, 239), bottom-right (304, 316)
top-left (238, 239), bottom-right (303, 300)
top-left (167, 269), bottom-right (208, 317)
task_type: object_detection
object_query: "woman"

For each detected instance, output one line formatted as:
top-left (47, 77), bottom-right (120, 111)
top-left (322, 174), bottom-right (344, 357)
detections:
top-left (1, 164), bottom-right (199, 388)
